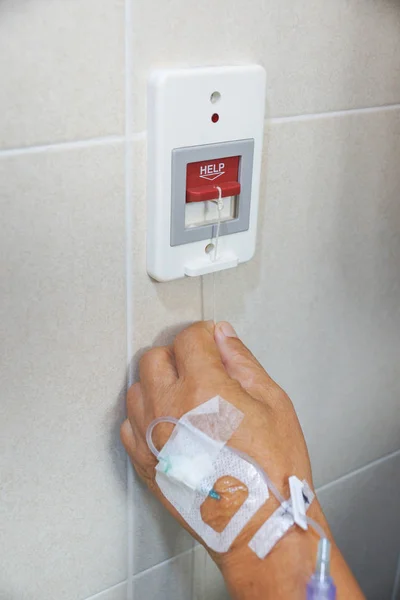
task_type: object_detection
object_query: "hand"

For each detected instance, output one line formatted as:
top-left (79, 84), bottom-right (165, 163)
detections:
top-left (121, 321), bottom-right (364, 600)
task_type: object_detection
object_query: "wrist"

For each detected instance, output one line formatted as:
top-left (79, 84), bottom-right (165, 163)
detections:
top-left (219, 502), bottom-right (329, 600)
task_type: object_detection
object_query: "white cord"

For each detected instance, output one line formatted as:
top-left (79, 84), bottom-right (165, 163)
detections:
top-left (212, 186), bottom-right (223, 263)
top-left (211, 187), bottom-right (223, 324)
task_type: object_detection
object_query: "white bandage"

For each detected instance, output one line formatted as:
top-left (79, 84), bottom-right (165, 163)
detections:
top-left (248, 480), bottom-right (314, 559)
top-left (153, 397), bottom-right (270, 553)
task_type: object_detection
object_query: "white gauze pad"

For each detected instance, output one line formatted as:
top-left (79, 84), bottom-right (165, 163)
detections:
top-left (154, 396), bottom-right (270, 553)
top-left (248, 480), bottom-right (314, 559)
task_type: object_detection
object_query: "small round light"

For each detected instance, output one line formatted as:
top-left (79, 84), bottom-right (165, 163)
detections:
top-left (211, 113), bottom-right (219, 123)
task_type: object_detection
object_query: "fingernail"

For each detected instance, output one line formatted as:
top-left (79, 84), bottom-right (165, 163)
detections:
top-left (217, 321), bottom-right (238, 339)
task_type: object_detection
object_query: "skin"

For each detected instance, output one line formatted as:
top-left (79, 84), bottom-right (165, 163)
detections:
top-left (121, 321), bottom-right (365, 599)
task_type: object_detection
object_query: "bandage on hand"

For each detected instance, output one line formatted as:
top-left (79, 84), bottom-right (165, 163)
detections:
top-left (122, 322), bottom-right (316, 540)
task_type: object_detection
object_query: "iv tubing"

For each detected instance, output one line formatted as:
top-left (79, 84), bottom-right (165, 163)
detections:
top-left (146, 416), bottom-right (179, 460)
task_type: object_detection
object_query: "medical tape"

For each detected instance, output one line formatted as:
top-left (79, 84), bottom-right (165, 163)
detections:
top-left (289, 475), bottom-right (308, 530)
top-left (248, 480), bottom-right (314, 560)
top-left (152, 396), bottom-right (270, 553)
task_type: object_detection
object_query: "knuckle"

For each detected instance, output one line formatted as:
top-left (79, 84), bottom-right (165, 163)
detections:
top-left (127, 384), bottom-right (143, 415)
top-left (175, 321), bottom-right (209, 349)
top-left (127, 381), bottom-right (141, 400)
top-left (140, 346), bottom-right (166, 372)
top-left (229, 339), bottom-right (258, 366)
top-left (120, 421), bottom-right (132, 448)
top-left (268, 388), bottom-right (292, 412)
top-left (174, 327), bottom-right (195, 351)
top-left (131, 444), bottom-right (157, 477)
top-left (132, 459), bottom-right (153, 485)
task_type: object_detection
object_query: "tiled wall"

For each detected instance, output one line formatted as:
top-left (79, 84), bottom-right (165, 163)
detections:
top-left (0, 1), bottom-right (399, 600)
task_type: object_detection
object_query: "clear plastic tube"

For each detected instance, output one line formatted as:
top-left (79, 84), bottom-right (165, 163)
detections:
top-left (146, 416), bottom-right (179, 459)
top-left (307, 539), bottom-right (336, 599)
top-left (306, 515), bottom-right (328, 540)
top-left (229, 447), bottom-right (286, 506)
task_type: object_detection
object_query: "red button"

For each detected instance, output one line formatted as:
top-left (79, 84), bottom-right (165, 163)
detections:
top-left (186, 156), bottom-right (240, 203)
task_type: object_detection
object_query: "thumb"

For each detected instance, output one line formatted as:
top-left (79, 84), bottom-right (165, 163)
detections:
top-left (214, 321), bottom-right (276, 402)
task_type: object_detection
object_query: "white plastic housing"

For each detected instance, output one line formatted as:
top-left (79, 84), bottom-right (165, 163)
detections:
top-left (147, 65), bottom-right (266, 282)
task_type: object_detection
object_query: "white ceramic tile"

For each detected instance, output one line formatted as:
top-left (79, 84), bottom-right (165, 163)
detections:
top-left (0, 144), bottom-right (127, 600)
top-left (131, 0), bottom-right (400, 131)
top-left (318, 451), bottom-right (400, 600)
top-left (203, 108), bottom-right (400, 487)
top-left (84, 582), bottom-right (128, 600)
top-left (193, 545), bottom-right (230, 600)
top-left (131, 476), bottom-right (194, 575)
top-left (0, 0), bottom-right (124, 150)
top-left (129, 141), bottom-right (201, 573)
top-left (132, 551), bottom-right (194, 600)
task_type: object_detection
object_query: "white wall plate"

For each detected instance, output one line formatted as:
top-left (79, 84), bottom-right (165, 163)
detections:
top-left (147, 65), bottom-right (266, 282)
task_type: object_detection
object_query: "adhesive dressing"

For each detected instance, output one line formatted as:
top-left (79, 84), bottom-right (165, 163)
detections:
top-left (248, 480), bottom-right (314, 559)
top-left (146, 397), bottom-right (334, 598)
top-left (148, 396), bottom-right (270, 552)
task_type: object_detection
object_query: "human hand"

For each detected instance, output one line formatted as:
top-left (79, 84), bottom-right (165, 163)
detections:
top-left (121, 321), bottom-right (363, 599)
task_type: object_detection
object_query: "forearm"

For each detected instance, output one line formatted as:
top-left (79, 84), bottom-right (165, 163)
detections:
top-left (220, 503), bottom-right (365, 600)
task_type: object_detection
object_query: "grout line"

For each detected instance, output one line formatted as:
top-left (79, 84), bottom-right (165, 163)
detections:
top-left (316, 448), bottom-right (400, 494)
top-left (126, 465), bottom-right (135, 600)
top-left (0, 134), bottom-right (125, 158)
top-left (391, 551), bottom-right (400, 600)
top-left (190, 540), bottom-right (197, 600)
top-left (1, 102), bottom-right (397, 159)
top-left (132, 547), bottom-right (195, 581)
top-left (83, 581), bottom-right (127, 600)
top-left (129, 102), bottom-right (400, 139)
top-left (125, 0), bottom-right (135, 599)
top-left (268, 102), bottom-right (400, 124)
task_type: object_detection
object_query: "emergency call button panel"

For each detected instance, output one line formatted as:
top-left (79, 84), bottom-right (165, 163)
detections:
top-left (146, 65), bottom-right (266, 282)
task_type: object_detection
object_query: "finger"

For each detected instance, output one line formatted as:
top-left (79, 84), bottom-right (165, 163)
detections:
top-left (173, 321), bottom-right (226, 380)
top-left (121, 417), bottom-right (157, 480)
top-left (120, 418), bottom-right (137, 457)
top-left (214, 321), bottom-right (277, 403)
top-left (139, 345), bottom-right (178, 400)
top-left (126, 382), bottom-right (146, 438)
